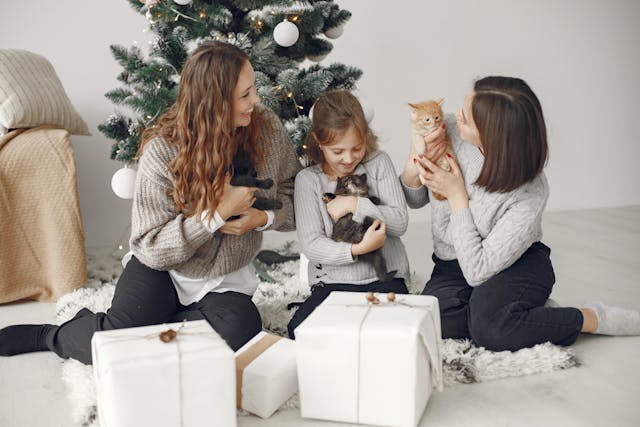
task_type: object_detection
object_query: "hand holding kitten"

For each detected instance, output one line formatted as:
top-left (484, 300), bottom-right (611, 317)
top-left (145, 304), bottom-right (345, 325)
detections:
top-left (415, 154), bottom-right (469, 212)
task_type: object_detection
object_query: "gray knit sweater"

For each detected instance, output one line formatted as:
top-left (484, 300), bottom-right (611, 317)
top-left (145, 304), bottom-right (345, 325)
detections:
top-left (401, 115), bottom-right (549, 286)
top-left (129, 106), bottom-right (301, 279)
top-left (295, 150), bottom-right (410, 286)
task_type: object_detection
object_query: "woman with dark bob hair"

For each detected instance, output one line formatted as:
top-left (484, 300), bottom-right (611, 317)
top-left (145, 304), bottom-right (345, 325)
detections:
top-left (0, 41), bottom-right (301, 364)
top-left (401, 76), bottom-right (640, 351)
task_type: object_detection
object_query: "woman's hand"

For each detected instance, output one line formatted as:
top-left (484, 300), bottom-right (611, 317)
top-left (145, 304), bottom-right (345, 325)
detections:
top-left (416, 154), bottom-right (469, 212)
top-left (326, 195), bottom-right (357, 221)
top-left (351, 219), bottom-right (387, 256)
top-left (216, 176), bottom-right (257, 221)
top-left (219, 208), bottom-right (268, 236)
top-left (402, 124), bottom-right (448, 188)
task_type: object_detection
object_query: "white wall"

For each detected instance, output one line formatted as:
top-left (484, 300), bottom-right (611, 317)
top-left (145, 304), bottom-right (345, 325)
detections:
top-left (2, 0), bottom-right (639, 247)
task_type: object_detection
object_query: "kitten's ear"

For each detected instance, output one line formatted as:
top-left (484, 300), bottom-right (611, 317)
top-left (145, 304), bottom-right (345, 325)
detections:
top-left (408, 103), bottom-right (418, 119)
top-left (436, 98), bottom-right (445, 106)
top-left (359, 173), bottom-right (367, 182)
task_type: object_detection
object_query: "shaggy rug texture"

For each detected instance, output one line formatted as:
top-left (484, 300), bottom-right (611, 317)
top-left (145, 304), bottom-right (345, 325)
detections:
top-left (57, 245), bottom-right (579, 427)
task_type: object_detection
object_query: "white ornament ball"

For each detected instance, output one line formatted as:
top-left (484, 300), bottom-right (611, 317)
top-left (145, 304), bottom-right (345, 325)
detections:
top-left (324, 24), bottom-right (344, 39)
top-left (273, 20), bottom-right (299, 47)
top-left (111, 167), bottom-right (137, 199)
top-left (173, 0), bottom-right (192, 5)
top-left (362, 101), bottom-right (375, 123)
top-left (307, 53), bottom-right (328, 62)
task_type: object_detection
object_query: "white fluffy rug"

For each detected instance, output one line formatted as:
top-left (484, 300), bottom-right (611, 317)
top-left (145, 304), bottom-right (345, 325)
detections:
top-left (57, 245), bottom-right (578, 427)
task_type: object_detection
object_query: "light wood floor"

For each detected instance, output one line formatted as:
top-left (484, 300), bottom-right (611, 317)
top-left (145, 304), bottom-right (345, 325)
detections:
top-left (1, 206), bottom-right (639, 427)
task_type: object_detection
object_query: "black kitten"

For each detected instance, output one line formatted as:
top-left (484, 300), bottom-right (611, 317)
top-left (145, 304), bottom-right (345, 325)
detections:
top-left (322, 174), bottom-right (396, 281)
top-left (227, 146), bottom-right (282, 219)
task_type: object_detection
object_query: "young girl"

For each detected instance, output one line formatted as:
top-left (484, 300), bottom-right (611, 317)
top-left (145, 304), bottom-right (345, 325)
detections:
top-left (401, 76), bottom-right (640, 351)
top-left (0, 41), bottom-right (301, 364)
top-left (287, 90), bottom-right (410, 339)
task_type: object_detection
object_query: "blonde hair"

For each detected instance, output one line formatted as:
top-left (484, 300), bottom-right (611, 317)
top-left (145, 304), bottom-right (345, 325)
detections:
top-left (306, 90), bottom-right (377, 165)
top-left (139, 41), bottom-right (264, 220)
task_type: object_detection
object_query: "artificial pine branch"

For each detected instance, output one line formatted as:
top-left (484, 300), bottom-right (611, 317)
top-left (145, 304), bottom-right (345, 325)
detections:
top-left (100, 0), bottom-right (362, 164)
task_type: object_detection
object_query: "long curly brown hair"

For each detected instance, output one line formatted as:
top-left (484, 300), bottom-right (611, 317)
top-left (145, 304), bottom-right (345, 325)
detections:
top-left (139, 41), bottom-right (263, 220)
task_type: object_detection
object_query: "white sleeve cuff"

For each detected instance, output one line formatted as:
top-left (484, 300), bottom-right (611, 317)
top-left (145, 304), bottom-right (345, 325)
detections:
top-left (200, 209), bottom-right (226, 233)
top-left (254, 210), bottom-right (275, 231)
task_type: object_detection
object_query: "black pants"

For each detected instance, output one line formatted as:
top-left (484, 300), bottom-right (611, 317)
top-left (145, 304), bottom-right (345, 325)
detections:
top-left (46, 256), bottom-right (262, 364)
top-left (422, 242), bottom-right (583, 351)
top-left (287, 278), bottom-right (408, 339)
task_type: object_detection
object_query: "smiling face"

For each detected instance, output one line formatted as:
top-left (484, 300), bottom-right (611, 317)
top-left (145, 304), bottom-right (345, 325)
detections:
top-left (320, 125), bottom-right (366, 178)
top-left (455, 92), bottom-right (482, 148)
top-left (232, 60), bottom-right (260, 128)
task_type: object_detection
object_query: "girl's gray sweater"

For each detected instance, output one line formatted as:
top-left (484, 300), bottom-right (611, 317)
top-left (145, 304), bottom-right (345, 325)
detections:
top-left (295, 150), bottom-right (410, 286)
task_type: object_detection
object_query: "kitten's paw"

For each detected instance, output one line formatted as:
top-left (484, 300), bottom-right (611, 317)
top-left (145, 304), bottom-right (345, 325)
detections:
top-left (257, 178), bottom-right (274, 189)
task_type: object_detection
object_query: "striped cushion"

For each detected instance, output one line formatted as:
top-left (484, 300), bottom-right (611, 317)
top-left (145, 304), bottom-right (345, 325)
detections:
top-left (0, 49), bottom-right (89, 136)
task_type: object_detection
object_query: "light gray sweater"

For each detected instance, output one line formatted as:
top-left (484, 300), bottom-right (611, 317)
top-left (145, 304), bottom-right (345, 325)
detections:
top-left (129, 106), bottom-right (301, 279)
top-left (295, 150), bottom-right (410, 286)
top-left (401, 115), bottom-right (549, 286)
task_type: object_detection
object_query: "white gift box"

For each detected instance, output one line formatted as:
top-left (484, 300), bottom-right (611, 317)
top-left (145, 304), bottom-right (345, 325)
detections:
top-left (92, 320), bottom-right (236, 427)
top-left (295, 291), bottom-right (443, 427)
top-left (235, 331), bottom-right (298, 418)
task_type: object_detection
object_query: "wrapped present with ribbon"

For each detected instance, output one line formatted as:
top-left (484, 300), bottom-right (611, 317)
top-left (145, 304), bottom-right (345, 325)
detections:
top-left (295, 291), bottom-right (443, 427)
top-left (235, 331), bottom-right (297, 418)
top-left (91, 320), bottom-right (236, 427)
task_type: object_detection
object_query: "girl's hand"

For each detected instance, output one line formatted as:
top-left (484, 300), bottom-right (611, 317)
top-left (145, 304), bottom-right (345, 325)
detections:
top-left (352, 219), bottom-right (387, 256)
top-left (402, 124), bottom-right (448, 188)
top-left (416, 154), bottom-right (469, 212)
top-left (326, 195), bottom-right (357, 221)
top-left (219, 208), bottom-right (267, 235)
top-left (217, 176), bottom-right (257, 221)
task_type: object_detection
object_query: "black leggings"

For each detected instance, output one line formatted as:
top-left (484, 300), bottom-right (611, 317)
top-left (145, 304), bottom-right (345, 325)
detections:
top-left (422, 242), bottom-right (583, 351)
top-left (287, 278), bottom-right (408, 339)
top-left (47, 256), bottom-right (262, 364)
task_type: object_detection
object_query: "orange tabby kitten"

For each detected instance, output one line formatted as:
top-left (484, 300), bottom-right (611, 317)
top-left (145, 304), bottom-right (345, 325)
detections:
top-left (408, 98), bottom-right (456, 201)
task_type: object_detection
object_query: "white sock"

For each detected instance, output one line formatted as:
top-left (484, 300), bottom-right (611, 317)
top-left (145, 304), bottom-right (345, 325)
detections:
top-left (585, 302), bottom-right (640, 336)
top-left (544, 298), bottom-right (560, 308)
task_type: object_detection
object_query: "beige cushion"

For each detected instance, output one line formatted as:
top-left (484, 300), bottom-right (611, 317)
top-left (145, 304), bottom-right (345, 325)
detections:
top-left (0, 49), bottom-right (89, 136)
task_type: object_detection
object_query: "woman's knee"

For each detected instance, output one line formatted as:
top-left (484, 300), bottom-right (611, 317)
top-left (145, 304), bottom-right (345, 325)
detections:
top-left (468, 303), bottom-right (527, 351)
top-left (201, 294), bottom-right (262, 351)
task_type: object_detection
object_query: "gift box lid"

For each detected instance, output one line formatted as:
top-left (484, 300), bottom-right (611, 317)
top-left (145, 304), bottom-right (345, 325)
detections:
top-left (297, 291), bottom-right (443, 391)
top-left (92, 320), bottom-right (233, 368)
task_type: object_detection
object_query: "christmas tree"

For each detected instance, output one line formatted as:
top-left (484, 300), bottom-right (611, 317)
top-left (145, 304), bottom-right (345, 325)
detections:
top-left (99, 0), bottom-right (362, 166)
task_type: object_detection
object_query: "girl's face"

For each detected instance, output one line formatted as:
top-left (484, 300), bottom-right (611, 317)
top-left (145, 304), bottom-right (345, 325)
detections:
top-left (320, 125), bottom-right (366, 178)
top-left (233, 60), bottom-right (260, 128)
top-left (456, 92), bottom-right (482, 149)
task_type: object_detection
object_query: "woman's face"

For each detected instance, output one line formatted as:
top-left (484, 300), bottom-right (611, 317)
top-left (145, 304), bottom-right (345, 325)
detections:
top-left (233, 60), bottom-right (260, 128)
top-left (456, 92), bottom-right (482, 148)
top-left (320, 125), bottom-right (366, 178)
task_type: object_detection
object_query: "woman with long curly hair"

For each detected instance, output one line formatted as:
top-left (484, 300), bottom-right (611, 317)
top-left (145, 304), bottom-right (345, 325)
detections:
top-left (0, 41), bottom-right (301, 364)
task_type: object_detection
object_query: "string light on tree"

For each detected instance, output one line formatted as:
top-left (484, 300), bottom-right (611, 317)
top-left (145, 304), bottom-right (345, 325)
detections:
top-left (273, 19), bottom-right (299, 47)
top-left (111, 166), bottom-right (137, 199)
top-left (172, 0), bottom-right (192, 5)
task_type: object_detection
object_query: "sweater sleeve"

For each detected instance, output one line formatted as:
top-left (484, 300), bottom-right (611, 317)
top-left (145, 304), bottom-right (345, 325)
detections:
top-left (261, 109), bottom-right (302, 232)
top-left (294, 169), bottom-right (356, 266)
top-left (449, 191), bottom-right (546, 286)
top-left (352, 152), bottom-right (408, 237)
top-left (129, 139), bottom-right (213, 271)
top-left (399, 174), bottom-right (430, 209)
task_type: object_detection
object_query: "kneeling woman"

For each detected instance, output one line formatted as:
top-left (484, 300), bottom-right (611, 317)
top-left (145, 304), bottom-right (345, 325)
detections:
top-left (401, 76), bottom-right (640, 351)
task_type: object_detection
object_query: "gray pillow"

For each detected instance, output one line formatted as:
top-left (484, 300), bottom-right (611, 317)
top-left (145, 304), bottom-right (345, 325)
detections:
top-left (0, 49), bottom-right (89, 136)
